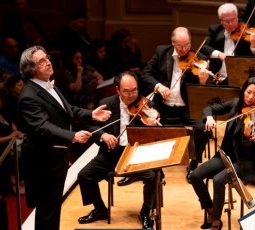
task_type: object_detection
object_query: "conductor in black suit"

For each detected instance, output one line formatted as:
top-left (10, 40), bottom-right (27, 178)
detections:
top-left (77, 71), bottom-right (156, 229)
top-left (201, 3), bottom-right (255, 85)
top-left (18, 45), bottom-right (111, 230)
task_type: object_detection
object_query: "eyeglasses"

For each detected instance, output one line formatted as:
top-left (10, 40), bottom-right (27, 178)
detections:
top-left (173, 42), bottom-right (191, 50)
top-left (36, 54), bottom-right (51, 67)
top-left (121, 89), bottom-right (138, 96)
top-left (221, 17), bottom-right (238, 25)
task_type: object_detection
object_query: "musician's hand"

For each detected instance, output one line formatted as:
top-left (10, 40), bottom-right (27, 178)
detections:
top-left (73, 131), bottom-right (92, 143)
top-left (157, 84), bottom-right (171, 100)
top-left (250, 33), bottom-right (255, 48)
top-left (249, 135), bottom-right (255, 142)
top-left (205, 116), bottom-right (216, 131)
top-left (218, 52), bottom-right (226, 61)
top-left (92, 104), bottom-right (112, 122)
top-left (101, 133), bottom-right (118, 150)
top-left (244, 120), bottom-right (253, 138)
top-left (198, 69), bottom-right (209, 85)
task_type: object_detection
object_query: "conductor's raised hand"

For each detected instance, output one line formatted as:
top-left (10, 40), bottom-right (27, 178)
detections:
top-left (73, 130), bottom-right (92, 144)
top-left (92, 104), bottom-right (112, 122)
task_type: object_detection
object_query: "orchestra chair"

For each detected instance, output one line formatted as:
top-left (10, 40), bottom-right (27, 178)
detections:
top-left (106, 171), bottom-right (165, 224)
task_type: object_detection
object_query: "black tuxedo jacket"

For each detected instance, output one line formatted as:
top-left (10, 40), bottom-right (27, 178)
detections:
top-left (18, 80), bottom-right (93, 207)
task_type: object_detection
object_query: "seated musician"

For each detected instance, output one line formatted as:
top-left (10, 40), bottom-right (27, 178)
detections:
top-left (201, 3), bottom-right (255, 85)
top-left (190, 77), bottom-right (255, 230)
top-left (118, 27), bottom-right (210, 185)
top-left (77, 71), bottom-right (157, 229)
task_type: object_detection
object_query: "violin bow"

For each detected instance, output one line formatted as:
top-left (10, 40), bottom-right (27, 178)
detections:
top-left (170, 36), bottom-right (207, 90)
top-left (91, 118), bottom-right (121, 134)
top-left (232, 6), bottom-right (255, 55)
top-left (217, 106), bottom-right (255, 127)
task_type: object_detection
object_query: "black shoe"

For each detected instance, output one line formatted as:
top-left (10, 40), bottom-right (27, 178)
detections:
top-left (186, 169), bottom-right (194, 184)
top-left (139, 212), bottom-right (153, 229)
top-left (186, 161), bottom-right (198, 184)
top-left (78, 209), bottom-right (108, 224)
top-left (117, 176), bottom-right (139, 186)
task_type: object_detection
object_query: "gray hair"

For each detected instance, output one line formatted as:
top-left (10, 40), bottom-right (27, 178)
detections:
top-left (19, 45), bottom-right (46, 79)
top-left (218, 3), bottom-right (238, 19)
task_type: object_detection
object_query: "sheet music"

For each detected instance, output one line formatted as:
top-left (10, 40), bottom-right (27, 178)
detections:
top-left (128, 140), bottom-right (175, 165)
top-left (96, 77), bottom-right (114, 89)
top-left (239, 210), bottom-right (255, 230)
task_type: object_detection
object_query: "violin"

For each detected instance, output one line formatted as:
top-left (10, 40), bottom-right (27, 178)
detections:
top-left (230, 23), bottom-right (255, 43)
top-left (128, 96), bottom-right (162, 126)
top-left (242, 106), bottom-right (255, 137)
top-left (178, 51), bottom-right (225, 84)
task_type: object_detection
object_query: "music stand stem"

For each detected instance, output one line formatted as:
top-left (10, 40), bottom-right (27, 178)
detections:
top-left (154, 169), bottom-right (162, 230)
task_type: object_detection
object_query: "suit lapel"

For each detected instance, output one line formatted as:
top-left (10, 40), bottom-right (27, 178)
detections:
top-left (28, 80), bottom-right (67, 113)
top-left (166, 48), bottom-right (174, 84)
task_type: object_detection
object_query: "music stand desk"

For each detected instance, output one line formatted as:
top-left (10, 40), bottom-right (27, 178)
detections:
top-left (187, 84), bottom-right (240, 121)
top-left (225, 56), bottom-right (255, 87)
top-left (115, 136), bottom-right (190, 230)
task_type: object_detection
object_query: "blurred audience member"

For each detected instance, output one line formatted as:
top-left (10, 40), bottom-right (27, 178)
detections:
top-left (0, 87), bottom-right (24, 195)
top-left (55, 10), bottom-right (92, 61)
top-left (86, 40), bottom-right (112, 80)
top-left (107, 28), bottom-right (144, 76)
top-left (0, 35), bottom-right (20, 77)
top-left (3, 76), bottom-right (24, 131)
top-left (55, 49), bottom-right (102, 110)
top-left (1, 0), bottom-right (48, 50)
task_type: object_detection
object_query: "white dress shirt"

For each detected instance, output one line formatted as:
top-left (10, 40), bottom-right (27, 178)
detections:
top-left (164, 50), bottom-right (185, 107)
top-left (119, 97), bottom-right (130, 146)
top-left (31, 79), bottom-right (65, 109)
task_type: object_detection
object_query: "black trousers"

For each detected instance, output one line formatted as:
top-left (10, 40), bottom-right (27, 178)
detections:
top-left (190, 157), bottom-right (239, 220)
top-left (78, 146), bottom-right (156, 211)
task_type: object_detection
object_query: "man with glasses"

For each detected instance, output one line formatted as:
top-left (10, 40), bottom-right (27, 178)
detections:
top-left (201, 3), bottom-right (255, 85)
top-left (18, 45), bottom-right (111, 230)
top-left (77, 71), bottom-right (156, 229)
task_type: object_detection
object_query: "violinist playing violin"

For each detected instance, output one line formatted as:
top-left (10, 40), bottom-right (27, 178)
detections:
top-left (77, 71), bottom-right (157, 229)
top-left (190, 77), bottom-right (255, 230)
top-left (201, 3), bottom-right (255, 85)
top-left (140, 26), bottom-right (211, 182)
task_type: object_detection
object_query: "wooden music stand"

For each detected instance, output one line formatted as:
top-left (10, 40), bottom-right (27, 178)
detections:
top-left (126, 125), bottom-right (195, 162)
top-left (115, 136), bottom-right (190, 230)
top-left (96, 77), bottom-right (116, 99)
top-left (225, 56), bottom-right (255, 87)
top-left (187, 84), bottom-right (240, 121)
